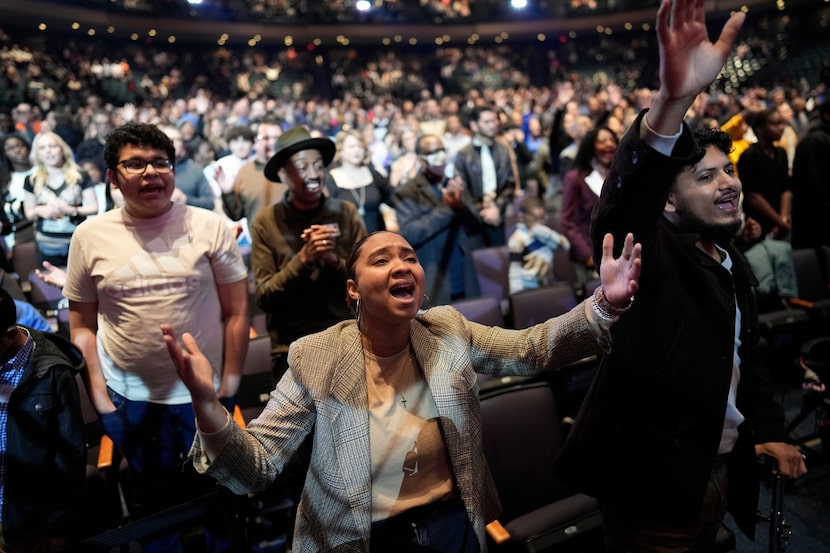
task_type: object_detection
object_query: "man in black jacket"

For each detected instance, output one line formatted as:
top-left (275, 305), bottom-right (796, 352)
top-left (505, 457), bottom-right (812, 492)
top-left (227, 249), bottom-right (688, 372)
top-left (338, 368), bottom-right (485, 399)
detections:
top-left (394, 134), bottom-right (484, 305)
top-left (453, 105), bottom-right (518, 247)
top-left (0, 287), bottom-right (85, 552)
top-left (556, 1), bottom-right (807, 551)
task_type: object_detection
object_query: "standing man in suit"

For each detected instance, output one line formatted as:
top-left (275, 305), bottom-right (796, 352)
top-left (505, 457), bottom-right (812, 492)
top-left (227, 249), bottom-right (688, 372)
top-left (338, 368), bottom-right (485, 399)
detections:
top-left (555, 2), bottom-right (807, 551)
top-left (453, 105), bottom-right (518, 247)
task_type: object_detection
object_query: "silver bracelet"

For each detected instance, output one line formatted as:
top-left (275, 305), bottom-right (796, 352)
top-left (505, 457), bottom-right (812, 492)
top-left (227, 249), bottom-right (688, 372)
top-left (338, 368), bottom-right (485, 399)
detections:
top-left (592, 286), bottom-right (634, 320)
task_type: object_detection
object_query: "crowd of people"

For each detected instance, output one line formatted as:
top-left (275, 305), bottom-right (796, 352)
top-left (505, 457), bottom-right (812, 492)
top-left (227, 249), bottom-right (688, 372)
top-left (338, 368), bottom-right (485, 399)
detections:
top-left (0, 0), bottom-right (828, 551)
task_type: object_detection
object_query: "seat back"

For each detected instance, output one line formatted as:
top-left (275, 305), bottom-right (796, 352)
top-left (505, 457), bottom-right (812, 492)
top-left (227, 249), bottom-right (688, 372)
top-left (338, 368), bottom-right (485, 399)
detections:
top-left (28, 268), bottom-right (65, 310)
top-left (11, 241), bottom-right (37, 293)
top-left (510, 283), bottom-right (579, 329)
top-left (791, 248), bottom-right (830, 302)
top-left (583, 277), bottom-right (602, 300)
top-left (236, 335), bottom-right (276, 424)
top-left (450, 295), bottom-right (505, 327)
top-left (0, 268), bottom-right (26, 301)
top-left (479, 382), bottom-right (570, 521)
top-left (552, 246), bottom-right (578, 285)
top-left (471, 246), bottom-right (510, 308)
top-left (251, 311), bottom-right (267, 338)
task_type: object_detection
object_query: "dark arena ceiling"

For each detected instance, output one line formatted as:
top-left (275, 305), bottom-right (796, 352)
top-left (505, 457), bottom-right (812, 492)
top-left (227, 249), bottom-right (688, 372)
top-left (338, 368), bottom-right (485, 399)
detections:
top-left (1, 0), bottom-right (816, 47)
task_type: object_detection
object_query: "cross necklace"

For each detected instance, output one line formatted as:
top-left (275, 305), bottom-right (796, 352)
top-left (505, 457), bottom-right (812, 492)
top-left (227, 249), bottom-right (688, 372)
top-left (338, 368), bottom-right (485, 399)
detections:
top-left (367, 341), bottom-right (416, 410)
top-left (387, 356), bottom-right (413, 409)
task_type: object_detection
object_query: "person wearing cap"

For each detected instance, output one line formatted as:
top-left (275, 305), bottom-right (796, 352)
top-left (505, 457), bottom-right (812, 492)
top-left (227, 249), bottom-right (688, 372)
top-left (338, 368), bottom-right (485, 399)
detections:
top-left (251, 125), bottom-right (367, 378)
top-left (63, 122), bottom-right (249, 552)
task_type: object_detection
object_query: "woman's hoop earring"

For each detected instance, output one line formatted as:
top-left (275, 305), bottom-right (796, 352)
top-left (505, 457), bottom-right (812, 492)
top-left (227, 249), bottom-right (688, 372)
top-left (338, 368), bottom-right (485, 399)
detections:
top-left (355, 298), bottom-right (362, 327)
top-left (421, 294), bottom-right (430, 310)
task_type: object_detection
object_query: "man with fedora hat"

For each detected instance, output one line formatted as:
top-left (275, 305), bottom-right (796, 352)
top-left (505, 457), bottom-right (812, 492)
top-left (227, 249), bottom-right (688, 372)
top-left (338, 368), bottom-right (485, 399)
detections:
top-left (251, 126), bottom-right (367, 378)
top-left (249, 125), bottom-right (366, 548)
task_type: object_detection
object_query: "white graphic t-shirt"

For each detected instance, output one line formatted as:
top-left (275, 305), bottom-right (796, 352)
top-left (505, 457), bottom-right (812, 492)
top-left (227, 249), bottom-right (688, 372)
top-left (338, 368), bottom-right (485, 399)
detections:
top-left (64, 203), bottom-right (248, 404)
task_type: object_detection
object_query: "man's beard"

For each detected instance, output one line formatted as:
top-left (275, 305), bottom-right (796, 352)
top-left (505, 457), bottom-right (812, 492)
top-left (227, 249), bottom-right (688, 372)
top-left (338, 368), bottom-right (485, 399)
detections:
top-left (673, 209), bottom-right (743, 245)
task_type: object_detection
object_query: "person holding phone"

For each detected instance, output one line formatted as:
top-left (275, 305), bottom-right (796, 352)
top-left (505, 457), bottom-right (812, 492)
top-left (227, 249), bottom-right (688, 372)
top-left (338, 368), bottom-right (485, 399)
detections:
top-left (250, 126), bottom-right (367, 379)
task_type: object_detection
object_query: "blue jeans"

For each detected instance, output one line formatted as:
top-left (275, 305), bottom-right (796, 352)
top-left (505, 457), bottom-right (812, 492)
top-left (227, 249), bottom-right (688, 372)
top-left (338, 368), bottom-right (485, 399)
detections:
top-left (99, 389), bottom-right (233, 553)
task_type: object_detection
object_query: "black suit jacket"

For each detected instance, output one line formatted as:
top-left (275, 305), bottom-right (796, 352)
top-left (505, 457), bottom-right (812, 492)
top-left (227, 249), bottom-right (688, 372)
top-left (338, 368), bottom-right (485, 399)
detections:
top-left (555, 110), bottom-right (788, 539)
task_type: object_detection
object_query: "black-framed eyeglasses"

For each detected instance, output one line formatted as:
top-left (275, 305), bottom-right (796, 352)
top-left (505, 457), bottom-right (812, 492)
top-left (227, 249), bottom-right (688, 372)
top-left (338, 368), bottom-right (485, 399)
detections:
top-left (117, 158), bottom-right (174, 174)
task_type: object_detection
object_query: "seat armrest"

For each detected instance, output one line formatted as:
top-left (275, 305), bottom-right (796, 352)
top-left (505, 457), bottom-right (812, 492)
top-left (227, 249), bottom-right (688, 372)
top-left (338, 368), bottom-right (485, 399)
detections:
top-left (486, 520), bottom-right (511, 544)
top-left (233, 404), bottom-right (247, 428)
top-left (788, 297), bottom-right (815, 309)
top-left (97, 435), bottom-right (114, 470)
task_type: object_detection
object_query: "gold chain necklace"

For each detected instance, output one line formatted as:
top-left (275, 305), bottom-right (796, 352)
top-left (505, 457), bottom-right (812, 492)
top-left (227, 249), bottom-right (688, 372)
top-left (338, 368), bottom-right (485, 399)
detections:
top-left (372, 347), bottom-right (413, 409)
top-left (385, 355), bottom-right (413, 409)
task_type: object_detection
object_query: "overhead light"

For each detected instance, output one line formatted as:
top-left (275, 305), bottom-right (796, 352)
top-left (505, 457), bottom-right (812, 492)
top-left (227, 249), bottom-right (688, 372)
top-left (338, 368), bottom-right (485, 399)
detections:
top-left (187, 0), bottom-right (203, 4)
top-left (511, 0), bottom-right (528, 8)
top-left (356, 0), bottom-right (371, 11)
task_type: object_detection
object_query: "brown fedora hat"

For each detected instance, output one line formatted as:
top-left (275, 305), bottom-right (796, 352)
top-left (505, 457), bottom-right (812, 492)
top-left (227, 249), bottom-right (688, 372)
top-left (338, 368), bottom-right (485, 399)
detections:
top-left (263, 127), bottom-right (336, 182)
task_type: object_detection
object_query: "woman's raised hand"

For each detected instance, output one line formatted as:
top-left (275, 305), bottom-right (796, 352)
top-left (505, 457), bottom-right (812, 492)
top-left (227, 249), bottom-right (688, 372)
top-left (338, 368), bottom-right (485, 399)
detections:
top-left (162, 325), bottom-right (218, 405)
top-left (599, 232), bottom-right (642, 308)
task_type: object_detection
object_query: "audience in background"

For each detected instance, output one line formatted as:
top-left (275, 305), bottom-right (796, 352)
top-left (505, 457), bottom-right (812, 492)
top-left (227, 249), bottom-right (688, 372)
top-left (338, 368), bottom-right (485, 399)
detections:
top-left (74, 110), bottom-right (112, 174)
top-left (737, 106), bottom-right (792, 240)
top-left (453, 105), bottom-right (518, 247)
top-left (221, 118), bottom-right (284, 225)
top-left (161, 125), bottom-right (216, 210)
top-left (394, 134), bottom-right (483, 304)
top-left (388, 129), bottom-right (421, 189)
top-left (507, 195), bottom-right (570, 294)
top-left (204, 124), bottom-right (256, 217)
top-left (0, 134), bottom-right (34, 262)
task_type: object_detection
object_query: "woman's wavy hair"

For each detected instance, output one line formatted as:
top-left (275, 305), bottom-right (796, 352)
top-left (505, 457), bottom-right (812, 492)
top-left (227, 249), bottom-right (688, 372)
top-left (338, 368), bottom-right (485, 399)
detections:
top-left (28, 131), bottom-right (83, 197)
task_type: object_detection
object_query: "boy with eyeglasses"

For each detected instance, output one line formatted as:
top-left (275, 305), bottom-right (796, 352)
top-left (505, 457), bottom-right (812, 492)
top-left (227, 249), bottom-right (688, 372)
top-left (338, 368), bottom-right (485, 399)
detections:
top-left (63, 123), bottom-right (249, 552)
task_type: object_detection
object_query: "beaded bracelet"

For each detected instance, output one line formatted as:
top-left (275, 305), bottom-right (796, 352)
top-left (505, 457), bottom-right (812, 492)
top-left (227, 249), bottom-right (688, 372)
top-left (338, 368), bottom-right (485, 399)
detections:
top-left (592, 286), bottom-right (635, 321)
